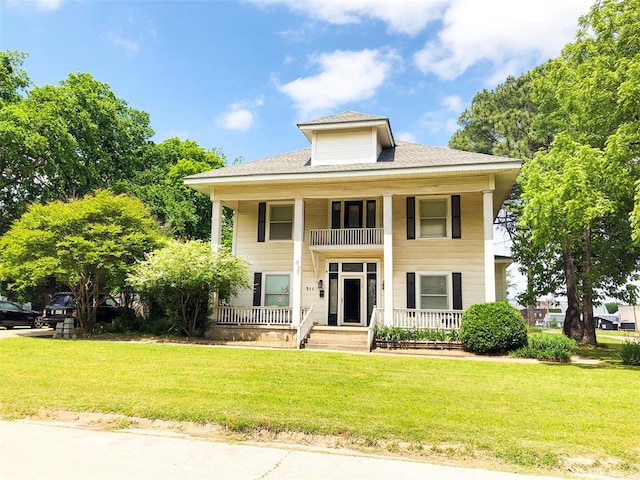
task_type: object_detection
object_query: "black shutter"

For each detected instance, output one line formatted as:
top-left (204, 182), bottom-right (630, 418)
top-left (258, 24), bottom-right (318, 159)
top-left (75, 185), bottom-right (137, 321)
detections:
top-left (452, 195), bottom-right (461, 239)
top-left (252, 272), bottom-right (262, 306)
top-left (331, 202), bottom-right (341, 229)
top-left (257, 202), bottom-right (266, 242)
top-left (452, 272), bottom-right (462, 310)
top-left (406, 197), bottom-right (415, 240)
top-left (406, 272), bottom-right (416, 309)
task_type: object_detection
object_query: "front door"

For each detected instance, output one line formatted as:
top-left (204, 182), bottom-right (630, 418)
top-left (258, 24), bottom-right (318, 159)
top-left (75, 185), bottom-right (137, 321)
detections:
top-left (342, 276), bottom-right (363, 325)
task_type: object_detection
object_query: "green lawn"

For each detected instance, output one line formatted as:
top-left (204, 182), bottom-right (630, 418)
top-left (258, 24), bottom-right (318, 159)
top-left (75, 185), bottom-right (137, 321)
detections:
top-left (1, 337), bottom-right (638, 476)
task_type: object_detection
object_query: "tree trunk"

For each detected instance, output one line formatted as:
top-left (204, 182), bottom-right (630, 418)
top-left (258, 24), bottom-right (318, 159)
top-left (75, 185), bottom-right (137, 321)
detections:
top-left (526, 269), bottom-right (536, 326)
top-left (562, 247), bottom-right (583, 341)
top-left (581, 229), bottom-right (597, 345)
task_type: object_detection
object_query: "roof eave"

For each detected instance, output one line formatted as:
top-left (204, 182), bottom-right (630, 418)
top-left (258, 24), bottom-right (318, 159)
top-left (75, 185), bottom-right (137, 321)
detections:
top-left (297, 118), bottom-right (395, 147)
top-left (184, 160), bottom-right (522, 188)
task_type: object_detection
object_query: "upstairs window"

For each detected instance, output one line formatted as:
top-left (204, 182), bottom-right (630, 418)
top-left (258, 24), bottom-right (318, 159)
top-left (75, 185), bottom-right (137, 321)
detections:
top-left (419, 198), bottom-right (448, 238)
top-left (269, 204), bottom-right (293, 240)
top-left (407, 196), bottom-right (460, 240)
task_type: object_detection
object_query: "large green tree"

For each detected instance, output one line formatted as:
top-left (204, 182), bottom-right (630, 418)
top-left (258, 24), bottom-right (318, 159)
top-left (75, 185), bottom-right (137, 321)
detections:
top-left (519, 0), bottom-right (640, 344)
top-left (449, 68), bottom-right (557, 323)
top-left (128, 240), bottom-right (250, 337)
top-left (0, 50), bottom-right (30, 103)
top-left (0, 191), bottom-right (164, 332)
top-left (0, 58), bottom-right (153, 235)
top-left (114, 137), bottom-right (227, 241)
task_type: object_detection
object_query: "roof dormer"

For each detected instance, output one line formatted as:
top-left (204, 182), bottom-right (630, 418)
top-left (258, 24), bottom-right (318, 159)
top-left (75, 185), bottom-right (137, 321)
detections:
top-left (297, 111), bottom-right (395, 166)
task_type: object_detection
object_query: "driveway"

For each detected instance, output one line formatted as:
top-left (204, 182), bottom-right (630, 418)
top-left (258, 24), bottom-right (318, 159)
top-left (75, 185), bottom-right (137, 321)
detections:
top-left (0, 420), bottom-right (569, 480)
top-left (0, 326), bottom-right (52, 339)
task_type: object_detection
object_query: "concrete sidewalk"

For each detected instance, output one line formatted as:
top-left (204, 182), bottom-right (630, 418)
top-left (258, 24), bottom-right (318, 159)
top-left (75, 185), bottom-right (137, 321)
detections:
top-left (0, 420), bottom-right (567, 480)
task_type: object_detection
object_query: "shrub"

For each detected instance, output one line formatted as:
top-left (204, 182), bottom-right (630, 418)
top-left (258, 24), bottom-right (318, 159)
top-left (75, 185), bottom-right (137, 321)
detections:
top-left (374, 326), bottom-right (460, 343)
top-left (513, 334), bottom-right (576, 362)
top-left (620, 341), bottom-right (640, 366)
top-left (460, 302), bottom-right (528, 354)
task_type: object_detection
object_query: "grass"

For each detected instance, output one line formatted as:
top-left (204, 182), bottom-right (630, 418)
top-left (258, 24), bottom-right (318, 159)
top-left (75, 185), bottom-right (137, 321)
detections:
top-left (1, 337), bottom-right (639, 476)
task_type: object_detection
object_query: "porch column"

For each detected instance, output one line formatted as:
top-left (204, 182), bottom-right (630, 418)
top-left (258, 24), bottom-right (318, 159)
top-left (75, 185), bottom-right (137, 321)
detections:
top-left (383, 194), bottom-right (394, 326)
top-left (210, 199), bottom-right (222, 253)
top-left (482, 189), bottom-right (496, 302)
top-left (291, 197), bottom-right (304, 326)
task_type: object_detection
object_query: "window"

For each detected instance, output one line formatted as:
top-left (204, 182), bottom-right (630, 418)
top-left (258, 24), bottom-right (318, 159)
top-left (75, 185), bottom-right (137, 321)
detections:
top-left (0, 301), bottom-right (19, 311)
top-left (264, 274), bottom-right (290, 306)
top-left (419, 275), bottom-right (449, 309)
top-left (269, 204), bottom-right (293, 240)
top-left (418, 198), bottom-right (448, 238)
top-left (330, 200), bottom-right (376, 229)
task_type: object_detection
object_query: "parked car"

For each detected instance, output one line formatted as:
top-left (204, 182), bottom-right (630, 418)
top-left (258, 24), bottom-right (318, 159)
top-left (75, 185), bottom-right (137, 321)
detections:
top-left (0, 300), bottom-right (44, 329)
top-left (42, 292), bottom-right (120, 328)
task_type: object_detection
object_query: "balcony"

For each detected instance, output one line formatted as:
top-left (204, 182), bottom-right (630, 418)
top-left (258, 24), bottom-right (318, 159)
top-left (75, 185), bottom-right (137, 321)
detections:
top-left (309, 228), bottom-right (384, 249)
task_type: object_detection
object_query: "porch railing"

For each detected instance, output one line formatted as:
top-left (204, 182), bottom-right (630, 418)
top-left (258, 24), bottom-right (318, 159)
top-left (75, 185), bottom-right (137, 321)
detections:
top-left (369, 308), bottom-right (462, 330)
top-left (367, 307), bottom-right (382, 351)
top-left (215, 306), bottom-right (292, 326)
top-left (297, 305), bottom-right (314, 348)
top-left (392, 309), bottom-right (462, 330)
top-left (309, 228), bottom-right (383, 247)
top-left (214, 305), bottom-right (315, 328)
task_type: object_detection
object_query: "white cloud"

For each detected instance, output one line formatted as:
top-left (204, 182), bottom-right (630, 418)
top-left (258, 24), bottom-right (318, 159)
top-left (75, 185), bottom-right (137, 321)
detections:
top-left (249, 0), bottom-right (448, 35)
top-left (250, 0), bottom-right (593, 83)
top-left (216, 97), bottom-right (264, 131)
top-left (419, 94), bottom-right (466, 139)
top-left (277, 49), bottom-right (398, 118)
top-left (414, 0), bottom-right (594, 80)
top-left (7, 0), bottom-right (62, 11)
top-left (441, 95), bottom-right (463, 112)
top-left (396, 131), bottom-right (417, 143)
top-left (107, 32), bottom-right (139, 53)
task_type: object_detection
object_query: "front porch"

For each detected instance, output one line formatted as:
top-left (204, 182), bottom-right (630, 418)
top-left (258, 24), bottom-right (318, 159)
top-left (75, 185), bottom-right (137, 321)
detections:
top-left (208, 305), bottom-right (463, 351)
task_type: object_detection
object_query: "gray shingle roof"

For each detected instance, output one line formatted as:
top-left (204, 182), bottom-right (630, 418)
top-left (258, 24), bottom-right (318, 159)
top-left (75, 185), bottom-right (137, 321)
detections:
top-left (185, 141), bottom-right (519, 181)
top-left (297, 111), bottom-right (388, 126)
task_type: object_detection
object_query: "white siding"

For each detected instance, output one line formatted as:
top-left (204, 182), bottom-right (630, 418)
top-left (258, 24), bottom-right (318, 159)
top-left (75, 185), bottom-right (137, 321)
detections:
top-left (228, 188), bottom-right (490, 323)
top-left (392, 193), bottom-right (485, 309)
top-left (312, 129), bottom-right (375, 165)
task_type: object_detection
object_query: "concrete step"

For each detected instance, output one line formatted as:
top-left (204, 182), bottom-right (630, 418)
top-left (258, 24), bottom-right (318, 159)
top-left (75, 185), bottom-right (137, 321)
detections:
top-left (302, 327), bottom-right (370, 352)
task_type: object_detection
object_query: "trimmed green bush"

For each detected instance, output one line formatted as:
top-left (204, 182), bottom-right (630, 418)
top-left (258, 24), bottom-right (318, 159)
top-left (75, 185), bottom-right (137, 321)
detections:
top-left (374, 326), bottom-right (460, 342)
top-left (513, 334), bottom-right (576, 362)
top-left (620, 341), bottom-right (640, 366)
top-left (460, 302), bottom-right (528, 354)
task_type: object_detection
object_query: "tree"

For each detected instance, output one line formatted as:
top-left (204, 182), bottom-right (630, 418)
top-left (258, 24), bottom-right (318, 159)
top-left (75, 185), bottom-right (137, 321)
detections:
top-left (114, 137), bottom-right (228, 241)
top-left (127, 241), bottom-right (250, 337)
top-left (519, 135), bottom-right (616, 344)
top-left (519, 0), bottom-right (640, 344)
top-left (605, 302), bottom-right (619, 314)
top-left (449, 68), bottom-right (556, 324)
top-left (0, 190), bottom-right (164, 332)
top-left (0, 50), bottom-right (30, 104)
top-left (0, 67), bottom-right (153, 235)
top-left (449, 69), bottom-right (552, 159)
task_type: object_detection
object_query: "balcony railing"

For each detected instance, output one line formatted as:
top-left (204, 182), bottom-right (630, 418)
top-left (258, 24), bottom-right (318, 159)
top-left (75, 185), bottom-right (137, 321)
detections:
top-left (309, 228), bottom-right (384, 247)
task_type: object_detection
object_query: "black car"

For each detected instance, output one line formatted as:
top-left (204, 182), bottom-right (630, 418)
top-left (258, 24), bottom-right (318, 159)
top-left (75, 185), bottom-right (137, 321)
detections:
top-left (0, 300), bottom-right (43, 329)
top-left (42, 292), bottom-right (120, 328)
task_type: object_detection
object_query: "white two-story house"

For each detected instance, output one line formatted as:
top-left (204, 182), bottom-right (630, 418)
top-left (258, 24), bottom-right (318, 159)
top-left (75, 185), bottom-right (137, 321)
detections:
top-left (185, 112), bottom-right (521, 348)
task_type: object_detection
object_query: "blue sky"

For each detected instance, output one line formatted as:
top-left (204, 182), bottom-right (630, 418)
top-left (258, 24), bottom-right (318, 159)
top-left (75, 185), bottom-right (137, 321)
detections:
top-left (1, 0), bottom-right (595, 164)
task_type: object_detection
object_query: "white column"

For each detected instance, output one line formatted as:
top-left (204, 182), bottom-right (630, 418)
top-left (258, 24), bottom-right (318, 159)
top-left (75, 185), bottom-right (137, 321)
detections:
top-left (383, 195), bottom-right (394, 326)
top-left (291, 197), bottom-right (304, 326)
top-left (482, 189), bottom-right (496, 303)
top-left (210, 199), bottom-right (222, 253)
